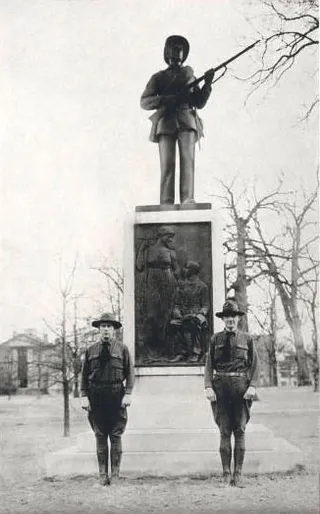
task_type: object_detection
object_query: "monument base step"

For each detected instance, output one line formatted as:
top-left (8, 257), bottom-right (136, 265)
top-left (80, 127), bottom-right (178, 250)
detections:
top-left (45, 425), bottom-right (303, 477)
top-left (45, 376), bottom-right (304, 478)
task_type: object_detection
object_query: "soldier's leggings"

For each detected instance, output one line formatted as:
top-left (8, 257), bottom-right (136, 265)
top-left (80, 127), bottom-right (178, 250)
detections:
top-left (87, 386), bottom-right (128, 474)
top-left (210, 375), bottom-right (252, 472)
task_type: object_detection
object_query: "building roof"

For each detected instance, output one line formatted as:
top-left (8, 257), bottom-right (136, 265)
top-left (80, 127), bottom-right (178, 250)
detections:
top-left (0, 332), bottom-right (53, 349)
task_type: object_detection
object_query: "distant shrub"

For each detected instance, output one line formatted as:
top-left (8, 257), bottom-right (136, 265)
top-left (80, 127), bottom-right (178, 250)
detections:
top-left (0, 385), bottom-right (17, 396)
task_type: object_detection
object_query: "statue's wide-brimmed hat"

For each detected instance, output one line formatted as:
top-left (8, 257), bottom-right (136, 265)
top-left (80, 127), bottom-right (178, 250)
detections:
top-left (157, 225), bottom-right (175, 238)
top-left (215, 299), bottom-right (245, 318)
top-left (92, 312), bottom-right (122, 329)
top-left (164, 35), bottom-right (190, 65)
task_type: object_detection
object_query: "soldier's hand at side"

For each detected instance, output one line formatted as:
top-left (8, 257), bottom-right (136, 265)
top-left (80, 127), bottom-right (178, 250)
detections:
top-left (121, 394), bottom-right (132, 407)
top-left (80, 396), bottom-right (90, 411)
top-left (243, 386), bottom-right (256, 400)
top-left (205, 387), bottom-right (216, 402)
top-left (204, 69), bottom-right (215, 85)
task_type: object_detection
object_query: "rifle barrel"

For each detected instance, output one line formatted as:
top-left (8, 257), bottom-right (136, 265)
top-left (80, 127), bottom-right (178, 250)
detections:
top-left (188, 40), bottom-right (260, 88)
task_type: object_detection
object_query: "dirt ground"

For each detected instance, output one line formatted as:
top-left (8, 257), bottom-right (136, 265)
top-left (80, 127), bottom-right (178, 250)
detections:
top-left (0, 387), bottom-right (318, 514)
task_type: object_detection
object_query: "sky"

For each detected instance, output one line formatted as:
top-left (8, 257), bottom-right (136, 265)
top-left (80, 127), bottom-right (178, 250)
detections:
top-left (0, 0), bottom-right (318, 342)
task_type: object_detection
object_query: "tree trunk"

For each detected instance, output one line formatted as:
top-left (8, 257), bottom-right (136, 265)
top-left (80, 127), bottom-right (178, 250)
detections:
top-left (62, 296), bottom-right (70, 436)
top-left (269, 345), bottom-right (278, 386)
top-left (311, 299), bottom-right (319, 392)
top-left (313, 361), bottom-right (319, 392)
top-left (234, 218), bottom-right (249, 332)
top-left (273, 273), bottom-right (310, 386)
top-left (312, 319), bottom-right (319, 392)
top-left (73, 301), bottom-right (80, 398)
top-left (63, 378), bottom-right (70, 436)
top-left (37, 341), bottom-right (43, 399)
top-left (73, 373), bottom-right (79, 398)
top-left (291, 315), bottom-right (310, 386)
top-left (269, 293), bottom-right (278, 386)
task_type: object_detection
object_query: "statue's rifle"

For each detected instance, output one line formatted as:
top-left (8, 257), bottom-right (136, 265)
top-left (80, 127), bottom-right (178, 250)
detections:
top-left (149, 40), bottom-right (259, 125)
top-left (184, 39), bottom-right (260, 90)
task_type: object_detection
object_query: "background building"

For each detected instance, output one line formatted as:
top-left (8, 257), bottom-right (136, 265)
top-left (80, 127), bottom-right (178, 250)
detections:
top-left (0, 330), bottom-right (55, 394)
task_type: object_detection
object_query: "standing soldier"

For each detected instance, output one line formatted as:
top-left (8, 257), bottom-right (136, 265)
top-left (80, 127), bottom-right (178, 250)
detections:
top-left (204, 299), bottom-right (259, 487)
top-left (140, 35), bottom-right (214, 205)
top-left (81, 313), bottom-right (134, 486)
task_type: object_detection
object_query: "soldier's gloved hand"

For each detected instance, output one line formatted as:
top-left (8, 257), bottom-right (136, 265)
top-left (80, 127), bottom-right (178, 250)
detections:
top-left (204, 69), bottom-right (215, 85)
top-left (205, 387), bottom-right (216, 402)
top-left (243, 385), bottom-right (256, 400)
top-left (121, 394), bottom-right (132, 407)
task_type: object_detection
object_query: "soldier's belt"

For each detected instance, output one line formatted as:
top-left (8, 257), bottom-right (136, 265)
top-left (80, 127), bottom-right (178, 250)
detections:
top-left (89, 380), bottom-right (123, 388)
top-left (213, 371), bottom-right (247, 377)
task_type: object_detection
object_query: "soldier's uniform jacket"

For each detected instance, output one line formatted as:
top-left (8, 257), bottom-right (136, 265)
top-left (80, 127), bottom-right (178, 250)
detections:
top-left (204, 330), bottom-right (259, 388)
top-left (80, 339), bottom-right (134, 396)
top-left (140, 65), bottom-right (212, 142)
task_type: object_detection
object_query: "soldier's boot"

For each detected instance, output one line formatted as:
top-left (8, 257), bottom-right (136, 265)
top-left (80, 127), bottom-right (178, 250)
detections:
top-left (110, 436), bottom-right (122, 483)
top-left (233, 438), bottom-right (246, 488)
top-left (219, 437), bottom-right (232, 486)
top-left (97, 451), bottom-right (110, 486)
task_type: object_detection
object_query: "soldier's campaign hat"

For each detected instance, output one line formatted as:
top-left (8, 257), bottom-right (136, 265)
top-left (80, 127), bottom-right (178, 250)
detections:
top-left (92, 312), bottom-right (122, 329)
top-left (157, 225), bottom-right (175, 238)
top-left (164, 35), bottom-right (190, 65)
top-left (215, 299), bottom-right (245, 318)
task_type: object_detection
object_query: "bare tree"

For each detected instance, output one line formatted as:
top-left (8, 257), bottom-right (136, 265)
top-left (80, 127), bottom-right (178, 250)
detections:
top-left (247, 0), bottom-right (319, 117)
top-left (299, 251), bottom-right (319, 391)
top-left (253, 284), bottom-right (280, 386)
top-left (216, 178), bottom-right (282, 330)
top-left (42, 258), bottom-right (81, 436)
top-left (71, 300), bottom-right (80, 398)
top-left (249, 186), bottom-right (318, 385)
top-left (91, 253), bottom-right (124, 323)
top-left (59, 260), bottom-right (79, 436)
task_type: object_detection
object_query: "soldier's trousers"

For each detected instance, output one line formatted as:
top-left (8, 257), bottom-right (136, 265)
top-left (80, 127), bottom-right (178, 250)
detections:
top-left (87, 386), bottom-right (127, 475)
top-left (158, 131), bottom-right (196, 204)
top-left (211, 375), bottom-right (252, 473)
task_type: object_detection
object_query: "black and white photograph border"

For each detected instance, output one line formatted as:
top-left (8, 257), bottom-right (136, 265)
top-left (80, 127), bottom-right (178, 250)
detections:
top-left (0, 1), bottom-right (318, 513)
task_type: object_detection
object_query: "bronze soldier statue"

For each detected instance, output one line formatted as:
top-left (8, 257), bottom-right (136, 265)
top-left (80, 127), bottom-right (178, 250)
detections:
top-left (140, 35), bottom-right (214, 205)
top-left (204, 300), bottom-right (260, 487)
top-left (81, 313), bottom-right (134, 486)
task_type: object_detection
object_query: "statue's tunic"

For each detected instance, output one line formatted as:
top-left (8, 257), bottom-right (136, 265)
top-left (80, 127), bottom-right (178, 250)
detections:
top-left (141, 65), bottom-right (212, 142)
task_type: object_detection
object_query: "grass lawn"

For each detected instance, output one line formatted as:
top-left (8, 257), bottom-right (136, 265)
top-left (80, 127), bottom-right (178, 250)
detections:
top-left (0, 386), bottom-right (318, 513)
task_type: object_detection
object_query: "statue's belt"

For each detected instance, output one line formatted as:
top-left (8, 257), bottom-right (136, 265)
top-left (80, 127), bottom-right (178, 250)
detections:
top-left (147, 263), bottom-right (172, 269)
